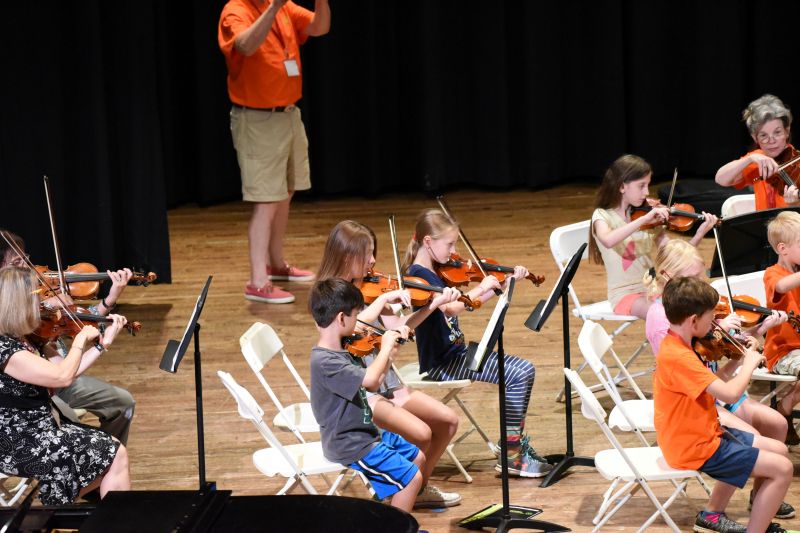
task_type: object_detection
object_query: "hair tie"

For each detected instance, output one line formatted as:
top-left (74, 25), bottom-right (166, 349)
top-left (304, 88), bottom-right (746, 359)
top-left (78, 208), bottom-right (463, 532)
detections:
top-left (412, 233), bottom-right (417, 242)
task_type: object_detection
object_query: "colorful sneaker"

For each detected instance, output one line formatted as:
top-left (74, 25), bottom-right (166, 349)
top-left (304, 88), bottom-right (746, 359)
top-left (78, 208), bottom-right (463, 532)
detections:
top-left (413, 485), bottom-right (462, 508)
top-left (244, 283), bottom-right (295, 304)
top-left (496, 436), bottom-right (553, 478)
top-left (693, 511), bottom-right (746, 533)
top-left (749, 489), bottom-right (796, 519)
top-left (267, 264), bottom-right (315, 282)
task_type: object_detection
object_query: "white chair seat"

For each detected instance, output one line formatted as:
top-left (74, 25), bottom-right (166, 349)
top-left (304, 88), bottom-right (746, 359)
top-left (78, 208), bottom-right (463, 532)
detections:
top-left (608, 400), bottom-right (654, 432)
top-left (253, 441), bottom-right (344, 478)
top-left (273, 403), bottom-right (320, 433)
top-left (573, 300), bottom-right (638, 322)
top-left (595, 447), bottom-right (699, 482)
top-left (397, 363), bottom-right (472, 389)
top-left (751, 367), bottom-right (798, 382)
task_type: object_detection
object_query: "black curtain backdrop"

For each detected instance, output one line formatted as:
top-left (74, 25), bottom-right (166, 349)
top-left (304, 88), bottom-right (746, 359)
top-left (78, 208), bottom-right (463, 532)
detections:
top-left (2, 1), bottom-right (800, 282)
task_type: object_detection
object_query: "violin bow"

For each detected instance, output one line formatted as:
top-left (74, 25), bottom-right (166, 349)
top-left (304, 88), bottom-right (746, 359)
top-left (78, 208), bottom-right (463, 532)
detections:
top-left (436, 195), bottom-right (502, 295)
top-left (666, 167), bottom-right (678, 210)
top-left (0, 231), bottom-right (103, 350)
top-left (709, 227), bottom-right (738, 318)
top-left (43, 176), bottom-right (70, 298)
top-left (388, 214), bottom-right (405, 294)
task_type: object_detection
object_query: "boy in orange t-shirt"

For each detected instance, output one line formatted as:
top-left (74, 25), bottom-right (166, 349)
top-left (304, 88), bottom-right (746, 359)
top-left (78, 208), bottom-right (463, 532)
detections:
top-left (764, 211), bottom-right (800, 441)
top-left (655, 277), bottom-right (791, 533)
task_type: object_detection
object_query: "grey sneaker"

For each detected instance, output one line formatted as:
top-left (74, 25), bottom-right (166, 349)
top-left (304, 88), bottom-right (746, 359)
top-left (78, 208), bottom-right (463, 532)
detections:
top-left (693, 511), bottom-right (746, 533)
top-left (496, 435), bottom-right (553, 478)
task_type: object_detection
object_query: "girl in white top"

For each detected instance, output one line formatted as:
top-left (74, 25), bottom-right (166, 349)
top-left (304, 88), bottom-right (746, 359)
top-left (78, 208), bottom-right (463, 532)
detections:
top-left (589, 154), bottom-right (717, 319)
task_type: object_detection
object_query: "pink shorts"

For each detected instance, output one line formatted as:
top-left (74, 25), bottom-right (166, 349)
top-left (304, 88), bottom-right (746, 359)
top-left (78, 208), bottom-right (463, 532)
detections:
top-left (614, 292), bottom-right (646, 315)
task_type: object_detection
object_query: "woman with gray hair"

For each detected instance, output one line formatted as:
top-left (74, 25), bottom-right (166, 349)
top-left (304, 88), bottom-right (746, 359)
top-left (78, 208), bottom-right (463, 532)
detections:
top-left (716, 94), bottom-right (800, 209)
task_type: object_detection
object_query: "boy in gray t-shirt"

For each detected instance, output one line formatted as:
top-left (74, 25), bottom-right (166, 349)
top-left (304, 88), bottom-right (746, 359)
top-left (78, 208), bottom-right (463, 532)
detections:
top-left (309, 278), bottom-right (423, 512)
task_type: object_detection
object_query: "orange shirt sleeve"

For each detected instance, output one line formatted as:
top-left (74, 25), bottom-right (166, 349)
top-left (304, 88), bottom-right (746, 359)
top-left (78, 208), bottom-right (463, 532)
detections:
top-left (219, 5), bottom-right (249, 59)
top-left (285, 2), bottom-right (314, 45)
top-left (765, 265), bottom-right (790, 309)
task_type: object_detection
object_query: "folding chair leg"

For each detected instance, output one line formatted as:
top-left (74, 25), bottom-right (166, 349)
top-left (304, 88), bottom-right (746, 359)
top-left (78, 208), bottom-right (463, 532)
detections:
top-left (325, 472), bottom-right (346, 495)
top-left (637, 480), bottom-right (687, 533)
top-left (446, 444), bottom-right (473, 483)
top-left (278, 477), bottom-right (298, 495)
top-left (454, 396), bottom-right (499, 455)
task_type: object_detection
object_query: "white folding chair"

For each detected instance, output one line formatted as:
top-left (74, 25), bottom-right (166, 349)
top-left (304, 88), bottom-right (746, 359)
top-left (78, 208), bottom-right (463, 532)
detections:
top-left (397, 362), bottom-right (498, 483)
top-left (550, 221), bottom-right (650, 400)
top-left (565, 368), bottom-right (700, 533)
top-left (578, 320), bottom-right (653, 440)
top-left (720, 194), bottom-right (756, 218)
top-left (240, 322), bottom-right (319, 443)
top-left (218, 370), bottom-right (373, 497)
top-left (709, 272), bottom-right (799, 407)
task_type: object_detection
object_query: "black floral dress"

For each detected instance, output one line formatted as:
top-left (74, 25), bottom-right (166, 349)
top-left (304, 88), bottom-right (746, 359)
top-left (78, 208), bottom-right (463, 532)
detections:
top-left (0, 335), bottom-right (119, 504)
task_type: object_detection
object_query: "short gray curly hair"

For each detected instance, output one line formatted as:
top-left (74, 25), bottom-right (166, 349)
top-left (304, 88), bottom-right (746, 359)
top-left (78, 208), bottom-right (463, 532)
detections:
top-left (742, 94), bottom-right (792, 137)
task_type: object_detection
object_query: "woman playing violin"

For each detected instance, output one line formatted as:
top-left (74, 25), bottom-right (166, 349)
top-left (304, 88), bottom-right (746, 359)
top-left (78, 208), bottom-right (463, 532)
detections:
top-left (643, 240), bottom-right (795, 520)
top-left (0, 266), bottom-right (130, 504)
top-left (316, 220), bottom-right (463, 508)
top-left (589, 154), bottom-right (718, 319)
top-left (0, 229), bottom-right (136, 445)
top-left (403, 209), bottom-right (551, 478)
top-left (716, 94), bottom-right (800, 209)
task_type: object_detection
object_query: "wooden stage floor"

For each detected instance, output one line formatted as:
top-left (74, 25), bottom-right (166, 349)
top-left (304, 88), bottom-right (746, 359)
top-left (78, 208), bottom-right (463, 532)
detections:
top-left (75, 184), bottom-right (800, 532)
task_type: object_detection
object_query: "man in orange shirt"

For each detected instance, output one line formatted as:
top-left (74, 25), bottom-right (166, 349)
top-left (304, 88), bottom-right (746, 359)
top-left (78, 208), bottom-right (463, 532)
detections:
top-left (764, 211), bottom-right (800, 446)
top-left (219, 0), bottom-right (330, 304)
top-left (655, 277), bottom-right (791, 533)
top-left (716, 94), bottom-right (800, 211)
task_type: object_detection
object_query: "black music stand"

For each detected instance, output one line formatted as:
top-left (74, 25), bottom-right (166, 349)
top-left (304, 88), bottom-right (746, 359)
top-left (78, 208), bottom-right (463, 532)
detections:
top-left (525, 243), bottom-right (594, 488)
top-left (159, 276), bottom-right (213, 490)
top-left (458, 279), bottom-right (570, 533)
top-left (709, 207), bottom-right (800, 277)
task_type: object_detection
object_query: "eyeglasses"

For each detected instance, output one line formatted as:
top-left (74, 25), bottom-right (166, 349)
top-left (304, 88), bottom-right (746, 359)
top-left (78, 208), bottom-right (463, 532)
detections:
top-left (757, 129), bottom-right (788, 143)
top-left (8, 253), bottom-right (29, 267)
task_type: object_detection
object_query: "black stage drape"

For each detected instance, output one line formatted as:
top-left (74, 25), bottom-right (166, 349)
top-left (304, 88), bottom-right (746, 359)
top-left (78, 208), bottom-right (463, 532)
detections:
top-left (2, 1), bottom-right (800, 282)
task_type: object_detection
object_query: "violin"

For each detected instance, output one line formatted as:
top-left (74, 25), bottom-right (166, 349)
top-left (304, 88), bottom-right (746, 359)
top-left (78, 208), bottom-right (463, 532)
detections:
top-left (35, 263), bottom-right (157, 299)
top-left (361, 270), bottom-right (480, 311)
top-left (31, 303), bottom-right (142, 346)
top-left (692, 325), bottom-right (747, 362)
top-left (435, 253), bottom-right (545, 289)
top-left (630, 198), bottom-right (719, 232)
top-left (764, 146), bottom-right (800, 193)
top-left (715, 295), bottom-right (800, 332)
top-left (343, 322), bottom-right (411, 357)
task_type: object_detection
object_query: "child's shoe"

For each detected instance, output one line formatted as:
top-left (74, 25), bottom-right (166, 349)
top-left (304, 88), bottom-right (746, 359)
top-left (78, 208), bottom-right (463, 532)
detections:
top-left (693, 511), bottom-right (745, 533)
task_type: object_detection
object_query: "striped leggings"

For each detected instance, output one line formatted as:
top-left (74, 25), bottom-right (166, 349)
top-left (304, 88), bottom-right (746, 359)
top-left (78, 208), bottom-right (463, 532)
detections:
top-left (426, 350), bottom-right (535, 431)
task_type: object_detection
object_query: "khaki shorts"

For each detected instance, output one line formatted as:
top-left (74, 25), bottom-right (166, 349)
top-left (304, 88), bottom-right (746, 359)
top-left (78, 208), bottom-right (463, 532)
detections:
top-left (230, 105), bottom-right (311, 202)
top-left (773, 349), bottom-right (800, 377)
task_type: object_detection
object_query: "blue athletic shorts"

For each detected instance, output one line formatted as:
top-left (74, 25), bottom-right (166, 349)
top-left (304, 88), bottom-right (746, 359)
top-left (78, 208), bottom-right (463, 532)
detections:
top-left (350, 431), bottom-right (420, 500)
top-left (699, 426), bottom-right (758, 488)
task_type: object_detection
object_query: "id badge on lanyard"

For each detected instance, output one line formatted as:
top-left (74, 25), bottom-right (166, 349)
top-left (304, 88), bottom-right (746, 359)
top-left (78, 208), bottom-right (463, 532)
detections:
top-left (273, 11), bottom-right (300, 77)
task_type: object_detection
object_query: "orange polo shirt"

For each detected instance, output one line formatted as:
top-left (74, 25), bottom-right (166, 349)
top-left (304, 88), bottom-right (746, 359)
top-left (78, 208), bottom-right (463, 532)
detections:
top-left (653, 332), bottom-right (721, 470)
top-left (219, 0), bottom-right (313, 108)
top-left (763, 263), bottom-right (800, 369)
top-left (735, 146), bottom-right (795, 210)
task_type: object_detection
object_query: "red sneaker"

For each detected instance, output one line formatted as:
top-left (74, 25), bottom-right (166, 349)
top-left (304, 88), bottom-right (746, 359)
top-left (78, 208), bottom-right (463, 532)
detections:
top-left (267, 264), bottom-right (315, 282)
top-left (244, 283), bottom-right (295, 304)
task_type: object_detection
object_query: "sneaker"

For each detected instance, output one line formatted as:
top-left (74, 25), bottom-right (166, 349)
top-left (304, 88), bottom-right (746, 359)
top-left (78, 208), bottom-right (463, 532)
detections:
top-left (693, 511), bottom-right (746, 533)
top-left (764, 522), bottom-right (800, 533)
top-left (267, 264), bottom-right (315, 282)
top-left (749, 490), bottom-right (796, 519)
top-left (496, 435), bottom-right (553, 478)
top-left (413, 485), bottom-right (462, 509)
top-left (244, 283), bottom-right (295, 304)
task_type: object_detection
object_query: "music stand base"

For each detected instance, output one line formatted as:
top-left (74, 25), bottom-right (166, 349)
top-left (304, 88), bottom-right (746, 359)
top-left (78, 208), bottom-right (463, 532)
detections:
top-left (459, 504), bottom-right (570, 532)
top-left (539, 453), bottom-right (595, 488)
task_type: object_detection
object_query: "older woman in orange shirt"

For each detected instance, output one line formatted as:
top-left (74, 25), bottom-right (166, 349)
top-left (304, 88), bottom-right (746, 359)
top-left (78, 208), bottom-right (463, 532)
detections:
top-left (716, 94), bottom-right (800, 210)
